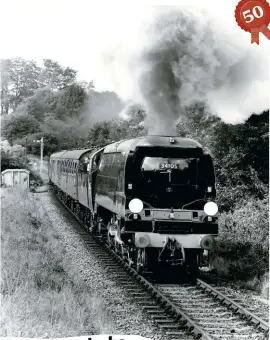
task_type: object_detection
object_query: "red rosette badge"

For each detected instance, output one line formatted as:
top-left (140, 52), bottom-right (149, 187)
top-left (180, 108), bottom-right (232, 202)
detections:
top-left (235, 0), bottom-right (270, 44)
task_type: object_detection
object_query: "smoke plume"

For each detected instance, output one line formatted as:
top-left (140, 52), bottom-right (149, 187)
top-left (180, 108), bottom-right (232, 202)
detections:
top-left (105, 6), bottom-right (269, 135)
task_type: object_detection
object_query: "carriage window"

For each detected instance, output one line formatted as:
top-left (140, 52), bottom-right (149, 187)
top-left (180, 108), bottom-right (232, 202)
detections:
top-left (79, 161), bottom-right (88, 173)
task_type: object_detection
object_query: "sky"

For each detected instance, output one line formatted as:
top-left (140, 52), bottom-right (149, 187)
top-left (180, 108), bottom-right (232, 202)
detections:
top-left (1, 0), bottom-right (268, 93)
top-left (1, 0), bottom-right (269, 125)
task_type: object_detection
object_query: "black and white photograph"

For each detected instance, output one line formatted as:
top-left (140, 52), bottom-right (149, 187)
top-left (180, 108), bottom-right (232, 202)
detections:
top-left (0, 1), bottom-right (269, 340)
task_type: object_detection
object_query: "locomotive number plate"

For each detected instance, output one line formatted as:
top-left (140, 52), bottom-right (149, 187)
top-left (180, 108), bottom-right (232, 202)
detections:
top-left (159, 163), bottom-right (179, 170)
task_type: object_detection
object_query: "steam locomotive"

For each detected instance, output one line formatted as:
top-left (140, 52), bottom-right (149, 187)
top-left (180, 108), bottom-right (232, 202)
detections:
top-left (49, 135), bottom-right (218, 275)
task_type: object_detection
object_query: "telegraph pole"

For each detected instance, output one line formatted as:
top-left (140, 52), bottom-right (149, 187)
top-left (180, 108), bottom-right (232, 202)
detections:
top-left (25, 136), bottom-right (28, 161)
top-left (33, 137), bottom-right (44, 175)
top-left (40, 137), bottom-right (44, 175)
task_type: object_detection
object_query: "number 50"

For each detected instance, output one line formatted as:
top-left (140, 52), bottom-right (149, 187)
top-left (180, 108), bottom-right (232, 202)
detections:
top-left (242, 6), bottom-right (264, 23)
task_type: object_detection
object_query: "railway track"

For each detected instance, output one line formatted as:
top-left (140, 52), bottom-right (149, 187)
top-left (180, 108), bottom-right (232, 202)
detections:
top-left (50, 189), bottom-right (269, 340)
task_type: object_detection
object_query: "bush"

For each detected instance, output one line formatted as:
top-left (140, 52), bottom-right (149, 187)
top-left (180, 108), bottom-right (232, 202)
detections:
top-left (1, 150), bottom-right (26, 172)
top-left (213, 197), bottom-right (269, 281)
top-left (0, 142), bottom-right (45, 186)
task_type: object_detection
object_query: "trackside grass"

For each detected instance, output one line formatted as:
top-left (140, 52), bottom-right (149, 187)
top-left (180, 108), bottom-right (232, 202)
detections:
top-left (0, 188), bottom-right (114, 338)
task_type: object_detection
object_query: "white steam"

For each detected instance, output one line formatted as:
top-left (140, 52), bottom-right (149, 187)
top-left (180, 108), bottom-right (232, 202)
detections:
top-left (103, 5), bottom-right (269, 134)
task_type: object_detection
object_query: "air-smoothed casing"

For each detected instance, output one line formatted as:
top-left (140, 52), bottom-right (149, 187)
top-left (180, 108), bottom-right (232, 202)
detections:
top-left (94, 136), bottom-right (216, 217)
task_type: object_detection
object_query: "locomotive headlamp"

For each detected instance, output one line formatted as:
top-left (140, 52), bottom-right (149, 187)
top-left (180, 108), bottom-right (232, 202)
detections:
top-left (135, 233), bottom-right (150, 248)
top-left (129, 198), bottom-right (143, 213)
top-left (204, 201), bottom-right (218, 216)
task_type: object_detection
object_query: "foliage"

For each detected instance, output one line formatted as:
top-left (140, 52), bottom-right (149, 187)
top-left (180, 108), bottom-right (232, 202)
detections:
top-left (1, 150), bottom-right (26, 172)
top-left (1, 58), bottom-right (42, 114)
top-left (87, 113), bottom-right (146, 148)
top-left (1, 57), bottom-right (124, 156)
top-left (2, 113), bottom-right (41, 142)
top-left (213, 197), bottom-right (269, 280)
top-left (15, 88), bottom-right (59, 121)
top-left (39, 59), bottom-right (77, 90)
top-left (213, 111), bottom-right (268, 184)
top-left (213, 111), bottom-right (268, 211)
top-left (54, 84), bottom-right (87, 119)
top-left (0, 58), bottom-right (80, 115)
top-left (177, 103), bottom-right (220, 151)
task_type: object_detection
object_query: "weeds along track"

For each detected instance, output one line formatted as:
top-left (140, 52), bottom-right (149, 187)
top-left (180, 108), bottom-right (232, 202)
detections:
top-left (50, 190), bottom-right (269, 340)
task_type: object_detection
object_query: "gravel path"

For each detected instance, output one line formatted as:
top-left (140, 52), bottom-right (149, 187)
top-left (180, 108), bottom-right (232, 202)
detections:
top-left (37, 192), bottom-right (163, 340)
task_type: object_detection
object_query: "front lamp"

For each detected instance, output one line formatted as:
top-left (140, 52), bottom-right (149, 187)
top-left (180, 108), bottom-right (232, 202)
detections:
top-left (129, 198), bottom-right (143, 213)
top-left (204, 201), bottom-right (218, 216)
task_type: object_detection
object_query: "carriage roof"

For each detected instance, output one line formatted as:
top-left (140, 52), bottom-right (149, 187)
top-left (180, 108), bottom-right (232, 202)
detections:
top-left (50, 149), bottom-right (94, 161)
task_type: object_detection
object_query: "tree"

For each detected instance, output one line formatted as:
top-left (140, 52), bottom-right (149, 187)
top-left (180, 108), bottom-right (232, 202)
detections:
top-left (0, 60), bottom-right (10, 115)
top-left (1, 150), bottom-right (26, 172)
top-left (0, 58), bottom-right (42, 114)
top-left (39, 59), bottom-right (77, 90)
top-left (15, 88), bottom-right (59, 122)
top-left (177, 103), bottom-right (221, 152)
top-left (54, 84), bottom-right (87, 119)
top-left (87, 121), bottom-right (114, 147)
top-left (2, 113), bottom-right (40, 143)
top-left (213, 110), bottom-right (269, 184)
